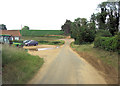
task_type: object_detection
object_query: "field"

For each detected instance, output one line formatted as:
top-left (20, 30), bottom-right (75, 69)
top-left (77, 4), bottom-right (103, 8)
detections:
top-left (21, 36), bottom-right (65, 46)
top-left (2, 44), bottom-right (44, 84)
top-left (20, 30), bottom-right (64, 36)
top-left (21, 36), bottom-right (65, 41)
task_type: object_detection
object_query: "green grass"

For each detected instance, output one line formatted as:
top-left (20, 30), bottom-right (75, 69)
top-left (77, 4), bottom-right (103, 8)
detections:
top-left (20, 30), bottom-right (64, 36)
top-left (21, 36), bottom-right (65, 41)
top-left (2, 44), bottom-right (44, 84)
top-left (38, 40), bottom-right (65, 45)
top-left (70, 42), bottom-right (118, 69)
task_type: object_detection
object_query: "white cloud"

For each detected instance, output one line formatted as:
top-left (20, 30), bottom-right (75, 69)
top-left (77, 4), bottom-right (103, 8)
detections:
top-left (0, 0), bottom-right (106, 30)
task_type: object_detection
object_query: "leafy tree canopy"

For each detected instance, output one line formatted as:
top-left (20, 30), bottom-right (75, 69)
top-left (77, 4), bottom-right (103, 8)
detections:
top-left (61, 20), bottom-right (72, 35)
top-left (22, 26), bottom-right (30, 30)
top-left (0, 24), bottom-right (7, 30)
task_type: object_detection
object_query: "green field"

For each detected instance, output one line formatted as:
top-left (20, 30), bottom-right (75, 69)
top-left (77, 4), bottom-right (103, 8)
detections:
top-left (21, 36), bottom-right (65, 41)
top-left (38, 40), bottom-right (65, 45)
top-left (20, 30), bottom-right (64, 36)
top-left (2, 44), bottom-right (44, 84)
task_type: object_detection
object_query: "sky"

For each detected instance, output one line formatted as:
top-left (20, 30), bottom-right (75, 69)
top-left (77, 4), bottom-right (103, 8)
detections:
top-left (0, 0), bottom-right (107, 30)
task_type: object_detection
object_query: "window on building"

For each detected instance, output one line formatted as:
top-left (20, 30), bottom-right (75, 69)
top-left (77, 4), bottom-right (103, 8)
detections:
top-left (0, 36), bottom-right (3, 42)
top-left (4, 37), bottom-right (9, 43)
top-left (14, 37), bottom-right (19, 40)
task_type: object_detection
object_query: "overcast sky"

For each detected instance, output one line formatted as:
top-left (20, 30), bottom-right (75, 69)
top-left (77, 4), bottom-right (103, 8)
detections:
top-left (0, 0), bottom-right (107, 30)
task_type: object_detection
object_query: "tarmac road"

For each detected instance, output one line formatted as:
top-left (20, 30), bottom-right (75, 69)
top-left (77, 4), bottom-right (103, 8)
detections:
top-left (28, 39), bottom-right (106, 84)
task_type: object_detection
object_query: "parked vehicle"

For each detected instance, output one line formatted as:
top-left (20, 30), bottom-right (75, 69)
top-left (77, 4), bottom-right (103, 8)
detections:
top-left (23, 40), bottom-right (30, 43)
top-left (24, 40), bottom-right (38, 46)
top-left (12, 42), bottom-right (24, 47)
top-left (11, 40), bottom-right (24, 47)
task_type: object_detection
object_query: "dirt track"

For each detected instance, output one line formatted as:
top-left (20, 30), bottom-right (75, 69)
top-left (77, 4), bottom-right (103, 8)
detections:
top-left (28, 39), bottom-right (107, 84)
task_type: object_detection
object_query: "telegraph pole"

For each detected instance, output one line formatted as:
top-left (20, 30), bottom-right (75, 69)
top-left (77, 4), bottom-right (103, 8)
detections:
top-left (21, 24), bottom-right (23, 36)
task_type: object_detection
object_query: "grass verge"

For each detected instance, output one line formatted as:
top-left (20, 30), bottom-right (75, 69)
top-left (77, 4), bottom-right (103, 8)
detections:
top-left (70, 42), bottom-right (118, 84)
top-left (2, 44), bottom-right (44, 84)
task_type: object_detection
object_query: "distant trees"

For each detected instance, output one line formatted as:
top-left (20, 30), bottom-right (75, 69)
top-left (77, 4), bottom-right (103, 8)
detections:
top-left (0, 24), bottom-right (7, 30)
top-left (22, 26), bottom-right (29, 30)
top-left (61, 20), bottom-right (72, 35)
top-left (21, 26), bottom-right (30, 36)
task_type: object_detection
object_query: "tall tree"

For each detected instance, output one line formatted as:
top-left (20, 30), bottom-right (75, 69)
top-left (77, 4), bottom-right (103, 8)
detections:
top-left (93, 2), bottom-right (119, 35)
top-left (96, 2), bottom-right (108, 30)
top-left (61, 20), bottom-right (72, 35)
top-left (118, 1), bottom-right (120, 32)
top-left (71, 18), bottom-right (95, 44)
top-left (106, 2), bottom-right (119, 35)
top-left (90, 13), bottom-right (96, 24)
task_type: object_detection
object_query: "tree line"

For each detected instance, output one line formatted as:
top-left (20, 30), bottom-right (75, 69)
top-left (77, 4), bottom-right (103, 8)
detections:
top-left (0, 24), bottom-right (30, 30)
top-left (61, 1), bottom-right (120, 45)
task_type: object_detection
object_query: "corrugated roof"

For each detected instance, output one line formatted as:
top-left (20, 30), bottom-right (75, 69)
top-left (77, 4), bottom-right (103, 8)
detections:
top-left (0, 30), bottom-right (21, 36)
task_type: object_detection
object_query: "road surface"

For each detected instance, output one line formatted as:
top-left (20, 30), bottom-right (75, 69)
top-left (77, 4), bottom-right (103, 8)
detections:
top-left (28, 39), bottom-right (106, 84)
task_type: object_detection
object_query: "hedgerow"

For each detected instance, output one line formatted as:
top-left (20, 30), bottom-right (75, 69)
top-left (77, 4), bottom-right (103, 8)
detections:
top-left (94, 34), bottom-right (119, 52)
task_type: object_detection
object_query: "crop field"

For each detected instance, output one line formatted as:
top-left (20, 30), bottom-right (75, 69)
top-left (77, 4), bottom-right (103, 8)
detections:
top-left (20, 30), bottom-right (64, 36)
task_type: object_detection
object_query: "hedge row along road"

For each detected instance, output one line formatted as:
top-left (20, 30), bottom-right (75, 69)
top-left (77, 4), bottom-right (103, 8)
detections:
top-left (28, 39), bottom-right (106, 84)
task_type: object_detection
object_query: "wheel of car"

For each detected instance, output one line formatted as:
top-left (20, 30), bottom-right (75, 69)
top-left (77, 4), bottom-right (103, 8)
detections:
top-left (16, 45), bottom-right (19, 47)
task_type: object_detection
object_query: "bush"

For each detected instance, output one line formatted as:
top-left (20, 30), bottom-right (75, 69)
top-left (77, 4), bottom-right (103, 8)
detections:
top-left (72, 26), bottom-right (95, 45)
top-left (96, 29), bottom-right (112, 37)
top-left (94, 35), bottom-right (119, 52)
top-left (117, 33), bottom-right (120, 54)
top-left (70, 18), bottom-right (96, 45)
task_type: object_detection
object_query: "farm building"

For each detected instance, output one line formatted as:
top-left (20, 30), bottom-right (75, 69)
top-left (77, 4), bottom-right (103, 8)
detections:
top-left (0, 30), bottom-right (21, 43)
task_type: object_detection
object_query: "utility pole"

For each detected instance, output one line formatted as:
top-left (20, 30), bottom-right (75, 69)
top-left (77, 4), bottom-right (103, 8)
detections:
top-left (21, 24), bottom-right (22, 36)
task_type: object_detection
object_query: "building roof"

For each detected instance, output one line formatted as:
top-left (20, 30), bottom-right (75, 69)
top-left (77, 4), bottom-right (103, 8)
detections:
top-left (0, 30), bottom-right (21, 36)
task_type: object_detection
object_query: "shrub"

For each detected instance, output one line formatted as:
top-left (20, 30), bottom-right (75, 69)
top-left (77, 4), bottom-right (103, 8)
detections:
top-left (72, 26), bottom-right (95, 44)
top-left (117, 33), bottom-right (120, 54)
top-left (94, 35), bottom-right (119, 52)
top-left (96, 29), bottom-right (112, 37)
